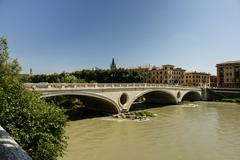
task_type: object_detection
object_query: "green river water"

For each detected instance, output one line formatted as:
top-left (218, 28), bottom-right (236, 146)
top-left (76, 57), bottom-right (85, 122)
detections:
top-left (59, 102), bottom-right (240, 160)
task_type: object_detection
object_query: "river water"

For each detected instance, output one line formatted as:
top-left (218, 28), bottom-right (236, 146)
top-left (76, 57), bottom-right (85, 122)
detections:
top-left (59, 102), bottom-right (240, 160)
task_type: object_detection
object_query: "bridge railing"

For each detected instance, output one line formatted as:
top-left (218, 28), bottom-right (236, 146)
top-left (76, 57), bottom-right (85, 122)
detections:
top-left (24, 83), bottom-right (201, 90)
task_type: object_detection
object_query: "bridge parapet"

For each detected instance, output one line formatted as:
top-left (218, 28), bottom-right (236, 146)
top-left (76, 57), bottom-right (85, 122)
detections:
top-left (25, 83), bottom-right (200, 91)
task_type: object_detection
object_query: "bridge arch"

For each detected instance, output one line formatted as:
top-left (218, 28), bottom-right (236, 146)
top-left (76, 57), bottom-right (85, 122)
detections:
top-left (128, 89), bottom-right (178, 111)
top-left (181, 90), bottom-right (202, 102)
top-left (41, 92), bottom-right (120, 114)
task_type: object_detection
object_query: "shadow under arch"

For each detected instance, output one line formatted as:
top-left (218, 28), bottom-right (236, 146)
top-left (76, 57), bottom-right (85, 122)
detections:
top-left (128, 89), bottom-right (178, 111)
top-left (181, 91), bottom-right (202, 101)
top-left (42, 92), bottom-right (119, 114)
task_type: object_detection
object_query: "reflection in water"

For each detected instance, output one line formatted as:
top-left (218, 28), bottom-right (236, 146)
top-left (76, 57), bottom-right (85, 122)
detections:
top-left (59, 102), bottom-right (240, 160)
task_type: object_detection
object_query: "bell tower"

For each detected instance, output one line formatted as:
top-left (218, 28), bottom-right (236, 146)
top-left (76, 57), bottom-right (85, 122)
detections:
top-left (110, 58), bottom-right (117, 70)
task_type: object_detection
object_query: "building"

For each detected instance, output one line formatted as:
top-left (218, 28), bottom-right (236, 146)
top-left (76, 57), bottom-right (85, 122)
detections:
top-left (128, 64), bottom-right (186, 85)
top-left (161, 65), bottom-right (185, 85)
top-left (210, 75), bottom-right (217, 88)
top-left (216, 60), bottom-right (240, 88)
top-left (110, 58), bottom-right (117, 70)
top-left (184, 72), bottom-right (210, 87)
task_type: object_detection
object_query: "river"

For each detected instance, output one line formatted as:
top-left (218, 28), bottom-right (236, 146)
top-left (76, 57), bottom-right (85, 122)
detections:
top-left (59, 101), bottom-right (240, 160)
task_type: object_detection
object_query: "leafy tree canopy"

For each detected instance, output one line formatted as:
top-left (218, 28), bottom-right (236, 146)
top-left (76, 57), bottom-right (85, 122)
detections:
top-left (27, 69), bottom-right (144, 83)
top-left (0, 36), bottom-right (67, 160)
top-left (0, 37), bottom-right (21, 75)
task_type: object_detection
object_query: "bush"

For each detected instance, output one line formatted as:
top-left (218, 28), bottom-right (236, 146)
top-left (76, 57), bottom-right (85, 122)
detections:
top-left (133, 110), bottom-right (155, 117)
top-left (0, 76), bottom-right (67, 160)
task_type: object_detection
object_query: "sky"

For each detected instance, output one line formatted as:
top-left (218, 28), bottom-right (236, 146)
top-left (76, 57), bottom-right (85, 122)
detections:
top-left (1, 0), bottom-right (240, 75)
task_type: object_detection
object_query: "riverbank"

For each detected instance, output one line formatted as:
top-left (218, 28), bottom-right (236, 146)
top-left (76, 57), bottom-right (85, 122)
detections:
top-left (218, 98), bottom-right (240, 103)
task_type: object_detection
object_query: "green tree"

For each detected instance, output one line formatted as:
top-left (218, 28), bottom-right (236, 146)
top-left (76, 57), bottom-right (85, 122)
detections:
top-left (0, 37), bottom-right (67, 160)
top-left (59, 72), bottom-right (78, 83)
top-left (0, 37), bottom-right (21, 75)
top-left (0, 76), bottom-right (67, 160)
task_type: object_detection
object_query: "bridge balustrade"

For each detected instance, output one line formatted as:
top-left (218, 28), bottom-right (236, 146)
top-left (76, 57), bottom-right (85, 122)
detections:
top-left (24, 83), bottom-right (201, 90)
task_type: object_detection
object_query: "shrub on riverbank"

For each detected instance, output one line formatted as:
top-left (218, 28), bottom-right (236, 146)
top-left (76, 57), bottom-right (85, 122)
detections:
top-left (0, 76), bottom-right (67, 160)
top-left (112, 110), bottom-right (156, 120)
top-left (132, 110), bottom-right (155, 117)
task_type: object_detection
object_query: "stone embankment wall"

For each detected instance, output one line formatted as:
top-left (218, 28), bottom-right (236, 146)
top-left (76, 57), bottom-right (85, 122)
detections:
top-left (207, 88), bottom-right (240, 100)
top-left (0, 126), bottom-right (32, 160)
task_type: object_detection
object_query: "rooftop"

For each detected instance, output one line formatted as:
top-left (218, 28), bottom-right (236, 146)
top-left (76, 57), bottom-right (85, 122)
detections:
top-left (186, 71), bottom-right (210, 75)
top-left (217, 60), bottom-right (240, 65)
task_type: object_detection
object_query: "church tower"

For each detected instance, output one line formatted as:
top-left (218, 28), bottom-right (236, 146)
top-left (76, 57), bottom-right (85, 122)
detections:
top-left (110, 58), bottom-right (117, 70)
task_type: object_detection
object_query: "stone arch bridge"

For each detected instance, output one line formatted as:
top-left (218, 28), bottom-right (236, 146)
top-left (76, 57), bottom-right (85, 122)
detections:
top-left (25, 83), bottom-right (205, 113)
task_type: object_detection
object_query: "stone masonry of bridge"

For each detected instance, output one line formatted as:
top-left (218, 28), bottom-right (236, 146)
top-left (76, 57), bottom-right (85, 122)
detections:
top-left (25, 83), bottom-right (205, 113)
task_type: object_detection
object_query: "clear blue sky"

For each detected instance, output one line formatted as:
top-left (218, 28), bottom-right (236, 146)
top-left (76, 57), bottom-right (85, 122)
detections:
top-left (1, 0), bottom-right (240, 75)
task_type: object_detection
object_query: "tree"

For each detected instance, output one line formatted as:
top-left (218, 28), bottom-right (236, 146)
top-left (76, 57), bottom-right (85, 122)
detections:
top-left (0, 37), bottom-right (21, 75)
top-left (0, 37), bottom-right (67, 160)
top-left (0, 76), bottom-right (67, 160)
top-left (28, 68), bottom-right (144, 83)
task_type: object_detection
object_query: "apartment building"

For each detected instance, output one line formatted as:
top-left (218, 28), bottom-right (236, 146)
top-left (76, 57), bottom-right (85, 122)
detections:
top-left (216, 60), bottom-right (240, 88)
top-left (184, 72), bottom-right (210, 87)
top-left (128, 64), bottom-right (186, 85)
